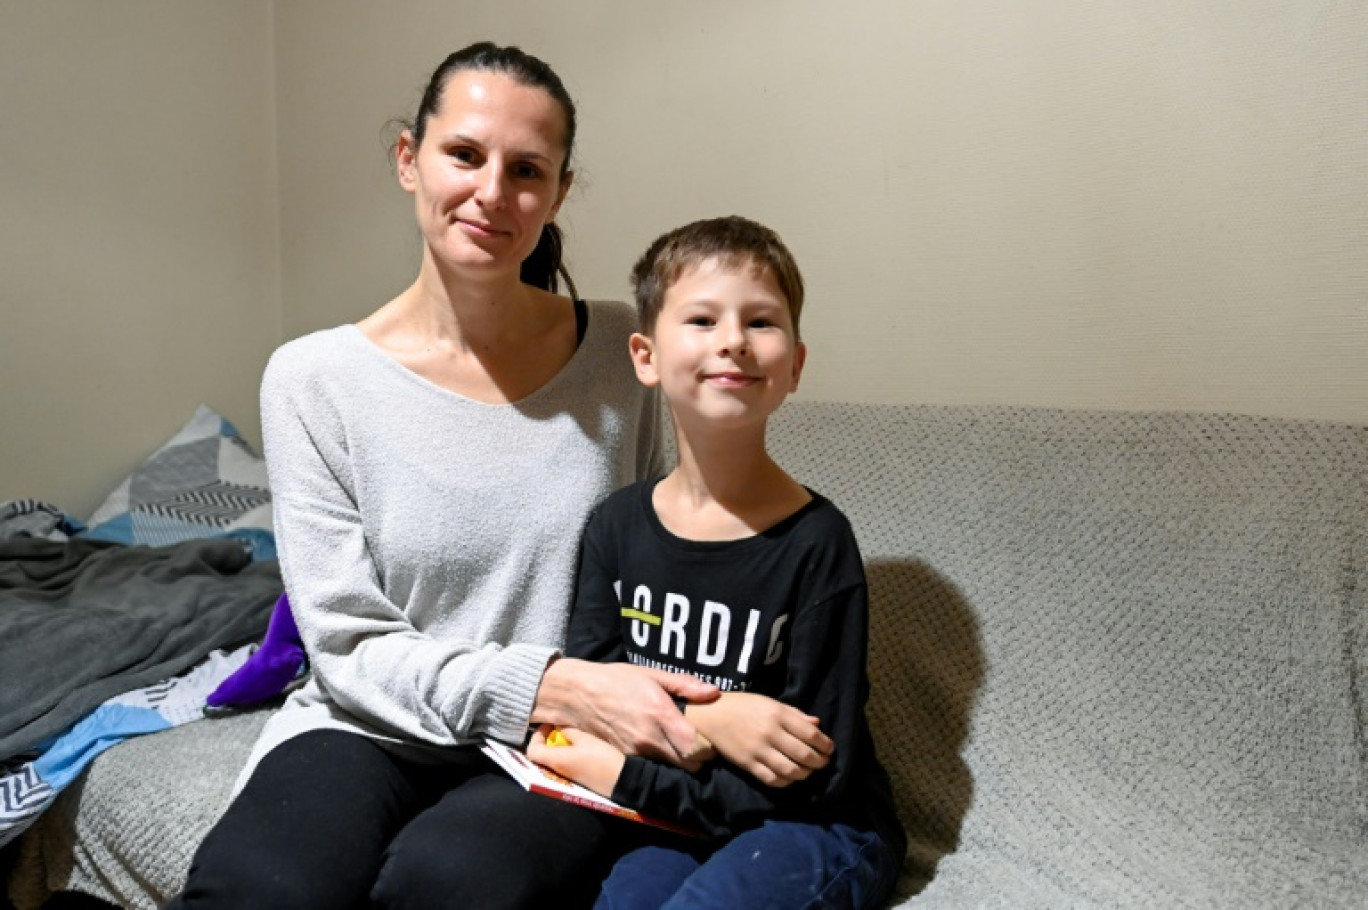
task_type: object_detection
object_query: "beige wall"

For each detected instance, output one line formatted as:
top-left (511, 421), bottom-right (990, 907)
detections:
top-left (276, 0), bottom-right (1367, 418)
top-left (0, 1), bottom-right (280, 516)
top-left (4, 1), bottom-right (1366, 512)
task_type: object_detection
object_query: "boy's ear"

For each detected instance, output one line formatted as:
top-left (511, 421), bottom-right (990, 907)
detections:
top-left (396, 129), bottom-right (418, 192)
top-left (628, 333), bottom-right (660, 387)
top-left (789, 341), bottom-right (808, 392)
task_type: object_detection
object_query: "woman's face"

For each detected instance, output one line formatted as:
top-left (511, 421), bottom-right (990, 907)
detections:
top-left (397, 69), bottom-right (572, 281)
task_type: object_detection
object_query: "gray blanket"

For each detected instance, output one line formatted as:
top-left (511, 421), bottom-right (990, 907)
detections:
top-left (0, 537), bottom-right (280, 762)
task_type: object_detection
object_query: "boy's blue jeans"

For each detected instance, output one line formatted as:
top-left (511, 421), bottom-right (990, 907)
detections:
top-left (594, 819), bottom-right (901, 910)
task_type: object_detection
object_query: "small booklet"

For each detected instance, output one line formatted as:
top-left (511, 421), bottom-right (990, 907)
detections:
top-left (480, 738), bottom-right (700, 837)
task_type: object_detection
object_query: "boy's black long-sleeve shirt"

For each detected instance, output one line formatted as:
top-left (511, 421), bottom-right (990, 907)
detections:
top-left (566, 480), bottom-right (905, 855)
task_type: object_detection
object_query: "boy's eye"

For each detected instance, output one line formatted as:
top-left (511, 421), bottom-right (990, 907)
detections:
top-left (749, 318), bottom-right (775, 329)
top-left (685, 315), bottom-right (715, 327)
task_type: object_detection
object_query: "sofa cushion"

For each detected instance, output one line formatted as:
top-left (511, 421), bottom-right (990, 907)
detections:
top-left (80, 406), bottom-right (274, 560)
top-left (765, 403), bottom-right (1368, 906)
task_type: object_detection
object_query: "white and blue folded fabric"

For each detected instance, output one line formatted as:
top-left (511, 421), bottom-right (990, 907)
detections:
top-left (0, 644), bottom-right (253, 847)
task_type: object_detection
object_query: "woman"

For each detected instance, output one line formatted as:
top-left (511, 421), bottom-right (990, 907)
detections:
top-left (169, 43), bottom-right (827, 910)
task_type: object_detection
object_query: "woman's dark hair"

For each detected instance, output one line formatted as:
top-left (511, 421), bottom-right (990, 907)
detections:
top-left (404, 42), bottom-right (579, 296)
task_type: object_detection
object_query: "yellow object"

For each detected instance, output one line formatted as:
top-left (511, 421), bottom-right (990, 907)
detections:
top-left (546, 729), bottom-right (570, 747)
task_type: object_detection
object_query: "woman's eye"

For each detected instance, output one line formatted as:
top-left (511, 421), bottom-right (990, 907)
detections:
top-left (449, 147), bottom-right (478, 164)
top-left (512, 163), bottom-right (544, 179)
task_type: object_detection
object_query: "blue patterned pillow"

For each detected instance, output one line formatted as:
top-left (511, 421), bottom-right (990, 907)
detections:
top-left (80, 406), bottom-right (275, 560)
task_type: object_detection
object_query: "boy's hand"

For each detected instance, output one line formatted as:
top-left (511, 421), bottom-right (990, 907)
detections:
top-left (526, 725), bottom-right (626, 799)
top-left (686, 693), bottom-right (832, 787)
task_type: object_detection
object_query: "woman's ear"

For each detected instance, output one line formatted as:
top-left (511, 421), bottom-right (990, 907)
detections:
top-left (396, 129), bottom-right (419, 192)
top-left (628, 332), bottom-right (660, 387)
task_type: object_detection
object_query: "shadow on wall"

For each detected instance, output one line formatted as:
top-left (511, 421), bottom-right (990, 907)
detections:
top-left (864, 559), bottom-right (985, 897)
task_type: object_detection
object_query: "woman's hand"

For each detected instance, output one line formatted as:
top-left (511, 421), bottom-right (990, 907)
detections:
top-left (686, 692), bottom-right (833, 787)
top-left (533, 658), bottom-right (719, 771)
top-left (526, 725), bottom-right (625, 798)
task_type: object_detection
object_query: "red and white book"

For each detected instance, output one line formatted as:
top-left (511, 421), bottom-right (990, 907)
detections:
top-left (480, 738), bottom-right (700, 837)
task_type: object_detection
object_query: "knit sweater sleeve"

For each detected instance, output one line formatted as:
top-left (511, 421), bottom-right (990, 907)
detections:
top-left (260, 344), bottom-right (556, 747)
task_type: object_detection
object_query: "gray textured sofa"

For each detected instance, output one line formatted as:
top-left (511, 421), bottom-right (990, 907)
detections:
top-left (9, 401), bottom-right (1368, 908)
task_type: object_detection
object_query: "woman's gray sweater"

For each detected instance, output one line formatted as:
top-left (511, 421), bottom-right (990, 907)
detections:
top-left (241, 300), bottom-right (662, 778)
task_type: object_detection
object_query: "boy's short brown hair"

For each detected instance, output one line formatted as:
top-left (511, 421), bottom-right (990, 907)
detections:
top-left (630, 216), bottom-right (805, 337)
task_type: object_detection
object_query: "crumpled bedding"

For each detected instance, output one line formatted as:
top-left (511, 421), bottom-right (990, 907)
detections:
top-left (0, 536), bottom-right (279, 763)
top-left (0, 645), bottom-right (255, 849)
top-left (0, 501), bottom-right (82, 543)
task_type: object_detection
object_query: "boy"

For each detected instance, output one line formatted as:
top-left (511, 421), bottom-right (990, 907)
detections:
top-left (529, 216), bottom-right (905, 909)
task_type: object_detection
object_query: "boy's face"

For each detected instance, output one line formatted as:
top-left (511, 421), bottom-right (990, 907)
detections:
top-left (630, 257), bottom-right (806, 432)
